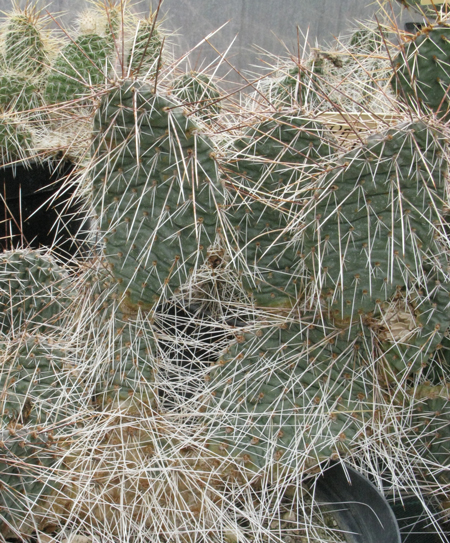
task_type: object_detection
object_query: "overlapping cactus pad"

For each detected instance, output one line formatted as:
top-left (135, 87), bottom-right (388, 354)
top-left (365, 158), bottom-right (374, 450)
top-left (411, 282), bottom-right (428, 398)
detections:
top-left (0, 1), bottom-right (449, 542)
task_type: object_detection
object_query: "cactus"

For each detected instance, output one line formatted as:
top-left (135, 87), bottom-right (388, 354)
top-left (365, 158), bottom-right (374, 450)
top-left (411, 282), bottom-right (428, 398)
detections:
top-left (0, 249), bottom-right (74, 335)
top-left (0, 334), bottom-right (85, 537)
top-left (392, 24), bottom-right (450, 118)
top-left (3, 6), bottom-right (49, 78)
top-left (127, 17), bottom-right (165, 77)
top-left (92, 80), bottom-right (224, 312)
top-left (205, 320), bottom-right (378, 473)
top-left (223, 112), bottom-right (336, 309)
top-left (44, 34), bottom-right (111, 105)
top-left (171, 71), bottom-right (222, 122)
top-left (0, 2), bottom-right (449, 542)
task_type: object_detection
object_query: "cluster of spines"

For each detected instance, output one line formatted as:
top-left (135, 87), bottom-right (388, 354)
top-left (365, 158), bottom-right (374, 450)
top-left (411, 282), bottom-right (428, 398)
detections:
top-left (0, 1), bottom-right (450, 542)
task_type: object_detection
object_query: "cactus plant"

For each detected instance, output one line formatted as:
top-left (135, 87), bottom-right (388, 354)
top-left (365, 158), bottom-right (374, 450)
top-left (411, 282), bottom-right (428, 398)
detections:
top-left (91, 80), bottom-right (225, 312)
top-left (392, 24), bottom-right (450, 118)
top-left (223, 112), bottom-right (336, 309)
top-left (171, 71), bottom-right (222, 122)
top-left (0, 2), bottom-right (450, 542)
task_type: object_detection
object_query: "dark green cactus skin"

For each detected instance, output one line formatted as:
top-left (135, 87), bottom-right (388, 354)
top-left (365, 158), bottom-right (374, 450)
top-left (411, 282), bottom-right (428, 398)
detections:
top-left (128, 20), bottom-right (164, 76)
top-left (0, 75), bottom-right (40, 113)
top-left (392, 27), bottom-right (450, 118)
top-left (44, 34), bottom-right (110, 104)
top-left (0, 250), bottom-right (73, 335)
top-left (0, 336), bottom-right (83, 536)
top-left (301, 122), bottom-right (449, 322)
top-left (205, 321), bottom-right (376, 471)
top-left (92, 80), bottom-right (224, 312)
top-left (171, 72), bottom-right (221, 121)
top-left (225, 113), bottom-right (336, 308)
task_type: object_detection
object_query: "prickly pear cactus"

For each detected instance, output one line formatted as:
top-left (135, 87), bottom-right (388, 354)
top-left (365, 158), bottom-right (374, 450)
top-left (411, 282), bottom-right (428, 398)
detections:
top-left (392, 25), bottom-right (450, 118)
top-left (171, 71), bottom-right (222, 122)
top-left (205, 320), bottom-right (377, 472)
top-left (0, 249), bottom-right (73, 335)
top-left (0, 335), bottom-right (84, 537)
top-left (44, 33), bottom-right (111, 104)
top-left (224, 112), bottom-right (336, 308)
top-left (92, 80), bottom-right (225, 312)
top-left (3, 8), bottom-right (48, 78)
top-left (300, 121), bottom-right (449, 319)
top-left (127, 18), bottom-right (165, 77)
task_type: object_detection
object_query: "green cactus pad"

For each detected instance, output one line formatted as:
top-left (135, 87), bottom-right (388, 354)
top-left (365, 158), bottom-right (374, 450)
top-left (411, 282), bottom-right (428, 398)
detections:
top-left (301, 121), bottom-right (449, 323)
top-left (44, 34), bottom-right (110, 104)
top-left (92, 81), bottom-right (224, 312)
top-left (225, 112), bottom-right (336, 308)
top-left (171, 72), bottom-right (222, 121)
top-left (392, 26), bottom-right (450, 118)
top-left (0, 249), bottom-right (73, 335)
top-left (0, 335), bottom-right (84, 537)
top-left (205, 321), bottom-right (376, 472)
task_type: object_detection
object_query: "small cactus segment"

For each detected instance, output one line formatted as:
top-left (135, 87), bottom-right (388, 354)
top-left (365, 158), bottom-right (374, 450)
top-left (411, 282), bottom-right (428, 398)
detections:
top-left (127, 18), bottom-right (164, 77)
top-left (3, 9), bottom-right (48, 78)
top-left (171, 72), bottom-right (222, 122)
top-left (44, 34), bottom-right (110, 104)
top-left (94, 310), bottom-right (157, 411)
top-left (300, 121), bottom-right (449, 323)
top-left (0, 335), bottom-right (84, 537)
top-left (0, 249), bottom-right (73, 335)
top-left (92, 80), bottom-right (224, 312)
top-left (205, 321), bottom-right (376, 472)
top-left (392, 26), bottom-right (450, 118)
top-left (224, 112), bottom-right (335, 308)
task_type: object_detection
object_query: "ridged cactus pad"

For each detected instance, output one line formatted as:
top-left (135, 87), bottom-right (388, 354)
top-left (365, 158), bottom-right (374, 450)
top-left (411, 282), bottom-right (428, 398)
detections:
top-left (300, 121), bottom-right (449, 322)
top-left (392, 26), bottom-right (450, 118)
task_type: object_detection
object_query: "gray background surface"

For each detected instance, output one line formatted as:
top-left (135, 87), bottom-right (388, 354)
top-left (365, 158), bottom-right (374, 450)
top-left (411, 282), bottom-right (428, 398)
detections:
top-left (0, 1), bottom-right (415, 83)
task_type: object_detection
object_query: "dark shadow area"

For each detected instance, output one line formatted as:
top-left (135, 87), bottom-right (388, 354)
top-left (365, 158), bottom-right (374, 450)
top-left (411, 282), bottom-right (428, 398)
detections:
top-left (0, 159), bottom-right (90, 263)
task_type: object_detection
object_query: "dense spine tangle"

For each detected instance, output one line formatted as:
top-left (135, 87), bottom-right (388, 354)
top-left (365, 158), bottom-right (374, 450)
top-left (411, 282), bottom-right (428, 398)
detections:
top-left (92, 80), bottom-right (225, 312)
top-left (205, 320), bottom-right (378, 473)
top-left (0, 249), bottom-right (74, 335)
top-left (223, 112), bottom-right (336, 308)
